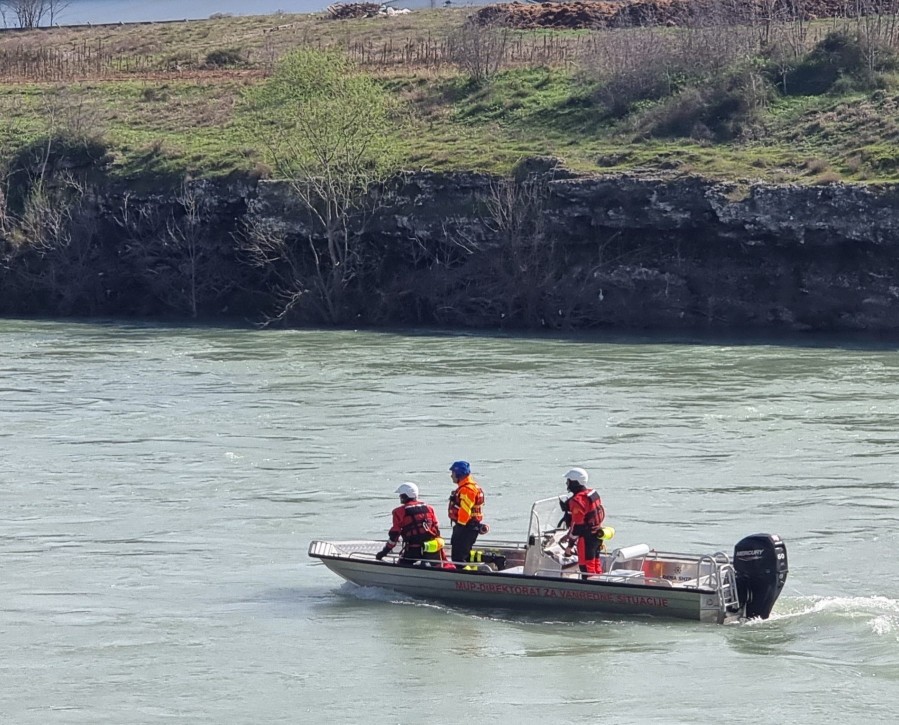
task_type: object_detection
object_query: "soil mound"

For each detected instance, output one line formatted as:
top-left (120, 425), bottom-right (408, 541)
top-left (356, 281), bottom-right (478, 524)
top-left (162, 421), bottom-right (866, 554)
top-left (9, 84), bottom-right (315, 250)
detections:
top-left (327, 2), bottom-right (384, 19)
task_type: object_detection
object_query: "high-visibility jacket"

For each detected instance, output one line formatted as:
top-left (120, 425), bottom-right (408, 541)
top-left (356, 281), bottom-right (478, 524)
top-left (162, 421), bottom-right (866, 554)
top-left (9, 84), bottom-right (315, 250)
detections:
top-left (567, 488), bottom-right (605, 537)
top-left (448, 476), bottom-right (484, 527)
top-left (388, 500), bottom-right (441, 545)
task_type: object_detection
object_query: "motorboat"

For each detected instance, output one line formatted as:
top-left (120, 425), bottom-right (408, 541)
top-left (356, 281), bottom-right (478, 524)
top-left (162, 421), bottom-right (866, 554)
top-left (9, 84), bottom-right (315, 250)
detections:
top-left (308, 497), bottom-right (788, 624)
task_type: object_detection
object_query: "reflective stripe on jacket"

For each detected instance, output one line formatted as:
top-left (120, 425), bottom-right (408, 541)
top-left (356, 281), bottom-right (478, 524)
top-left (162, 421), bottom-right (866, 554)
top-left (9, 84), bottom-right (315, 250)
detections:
top-left (447, 476), bottom-right (484, 526)
top-left (389, 501), bottom-right (441, 545)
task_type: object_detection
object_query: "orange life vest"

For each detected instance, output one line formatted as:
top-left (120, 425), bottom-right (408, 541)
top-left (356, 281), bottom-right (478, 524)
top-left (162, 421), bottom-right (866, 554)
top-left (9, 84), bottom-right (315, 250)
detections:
top-left (447, 476), bottom-right (484, 526)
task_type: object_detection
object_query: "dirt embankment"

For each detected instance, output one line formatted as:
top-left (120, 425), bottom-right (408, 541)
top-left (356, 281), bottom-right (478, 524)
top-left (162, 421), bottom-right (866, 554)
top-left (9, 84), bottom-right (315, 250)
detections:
top-left (473, 0), bottom-right (878, 30)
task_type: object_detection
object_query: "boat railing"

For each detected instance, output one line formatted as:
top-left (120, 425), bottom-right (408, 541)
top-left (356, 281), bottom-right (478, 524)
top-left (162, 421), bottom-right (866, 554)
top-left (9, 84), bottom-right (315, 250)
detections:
top-left (347, 551), bottom-right (380, 560)
top-left (674, 552), bottom-right (739, 611)
top-left (309, 540), bottom-right (381, 559)
top-left (696, 554), bottom-right (720, 590)
top-left (718, 563), bottom-right (740, 611)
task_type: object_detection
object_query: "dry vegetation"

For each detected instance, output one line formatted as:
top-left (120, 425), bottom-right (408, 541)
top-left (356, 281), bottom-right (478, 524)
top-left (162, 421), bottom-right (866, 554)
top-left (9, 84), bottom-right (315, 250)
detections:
top-left (0, 11), bottom-right (480, 81)
top-left (473, 0), bottom-right (899, 30)
top-left (0, 4), bottom-right (897, 182)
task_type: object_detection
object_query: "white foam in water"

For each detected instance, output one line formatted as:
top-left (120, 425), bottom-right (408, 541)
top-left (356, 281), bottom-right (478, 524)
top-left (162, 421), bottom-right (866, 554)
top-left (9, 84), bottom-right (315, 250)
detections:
top-left (340, 583), bottom-right (445, 611)
top-left (869, 615), bottom-right (898, 637)
top-left (809, 595), bottom-right (899, 616)
top-left (340, 583), bottom-right (407, 602)
top-left (767, 595), bottom-right (899, 631)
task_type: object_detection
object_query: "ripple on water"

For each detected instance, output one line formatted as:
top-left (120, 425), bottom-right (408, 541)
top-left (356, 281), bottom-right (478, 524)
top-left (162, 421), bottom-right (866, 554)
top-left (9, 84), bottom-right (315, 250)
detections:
top-left (4, 321), bottom-right (899, 723)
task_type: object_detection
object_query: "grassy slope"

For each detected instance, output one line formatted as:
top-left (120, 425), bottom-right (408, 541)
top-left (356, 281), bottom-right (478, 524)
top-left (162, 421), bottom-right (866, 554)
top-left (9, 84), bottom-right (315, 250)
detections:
top-left (0, 9), bottom-right (897, 183)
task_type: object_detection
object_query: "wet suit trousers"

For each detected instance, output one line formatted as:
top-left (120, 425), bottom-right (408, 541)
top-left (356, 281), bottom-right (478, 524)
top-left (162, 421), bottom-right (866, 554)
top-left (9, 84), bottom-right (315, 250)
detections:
top-left (450, 524), bottom-right (479, 567)
top-left (577, 535), bottom-right (602, 575)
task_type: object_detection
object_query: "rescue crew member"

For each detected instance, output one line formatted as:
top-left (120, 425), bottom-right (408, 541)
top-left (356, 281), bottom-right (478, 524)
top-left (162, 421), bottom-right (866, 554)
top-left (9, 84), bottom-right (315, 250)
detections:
top-left (561, 467), bottom-right (605, 577)
top-left (447, 460), bottom-right (487, 567)
top-left (375, 482), bottom-right (445, 566)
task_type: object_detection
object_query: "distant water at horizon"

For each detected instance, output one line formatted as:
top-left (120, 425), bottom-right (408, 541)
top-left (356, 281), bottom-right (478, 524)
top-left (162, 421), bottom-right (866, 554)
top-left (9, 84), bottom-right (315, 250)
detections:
top-left (44, 0), bottom-right (487, 26)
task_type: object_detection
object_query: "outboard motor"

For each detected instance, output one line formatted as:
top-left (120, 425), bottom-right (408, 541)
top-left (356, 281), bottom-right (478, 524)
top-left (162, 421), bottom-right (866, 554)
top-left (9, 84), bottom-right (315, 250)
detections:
top-left (733, 534), bottom-right (788, 620)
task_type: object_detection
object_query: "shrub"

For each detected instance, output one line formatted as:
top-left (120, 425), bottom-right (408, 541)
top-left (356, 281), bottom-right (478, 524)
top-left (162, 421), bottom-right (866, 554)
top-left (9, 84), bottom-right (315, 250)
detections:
top-left (161, 51), bottom-right (199, 71)
top-left (204, 48), bottom-right (246, 68)
top-left (593, 61), bottom-right (684, 118)
top-left (586, 25), bottom-right (759, 118)
top-left (813, 171), bottom-right (842, 184)
top-left (634, 67), bottom-right (771, 141)
top-left (140, 87), bottom-right (169, 102)
top-left (5, 134), bottom-right (109, 191)
top-left (781, 30), bottom-right (893, 96)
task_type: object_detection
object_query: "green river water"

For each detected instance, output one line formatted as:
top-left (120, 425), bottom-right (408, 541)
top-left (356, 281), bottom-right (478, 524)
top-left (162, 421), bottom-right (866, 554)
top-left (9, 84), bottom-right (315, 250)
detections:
top-left (1, 320), bottom-right (897, 724)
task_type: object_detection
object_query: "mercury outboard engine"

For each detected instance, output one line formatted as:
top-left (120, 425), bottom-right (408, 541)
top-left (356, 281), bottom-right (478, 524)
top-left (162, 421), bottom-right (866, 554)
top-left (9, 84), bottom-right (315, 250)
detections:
top-left (733, 534), bottom-right (788, 620)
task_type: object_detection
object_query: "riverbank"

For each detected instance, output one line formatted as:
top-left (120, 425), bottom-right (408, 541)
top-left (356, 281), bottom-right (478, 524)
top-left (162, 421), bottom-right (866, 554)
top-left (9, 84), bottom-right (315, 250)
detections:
top-left (1, 5), bottom-right (898, 331)
top-left (1, 171), bottom-right (898, 332)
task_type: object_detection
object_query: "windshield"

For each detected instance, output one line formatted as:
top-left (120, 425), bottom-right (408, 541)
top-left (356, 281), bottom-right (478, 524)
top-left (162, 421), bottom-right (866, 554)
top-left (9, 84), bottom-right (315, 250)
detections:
top-left (527, 497), bottom-right (568, 544)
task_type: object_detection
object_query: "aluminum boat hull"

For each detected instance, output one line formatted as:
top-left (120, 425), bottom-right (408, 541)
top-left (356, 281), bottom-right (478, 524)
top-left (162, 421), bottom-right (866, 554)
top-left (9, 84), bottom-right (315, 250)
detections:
top-left (309, 539), bottom-right (733, 624)
top-left (309, 498), bottom-right (787, 624)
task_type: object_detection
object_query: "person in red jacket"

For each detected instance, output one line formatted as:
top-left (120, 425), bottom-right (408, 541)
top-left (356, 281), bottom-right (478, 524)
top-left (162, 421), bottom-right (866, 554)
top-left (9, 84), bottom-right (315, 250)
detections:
top-left (376, 482), bottom-right (445, 566)
top-left (561, 467), bottom-right (605, 576)
top-left (447, 460), bottom-right (487, 567)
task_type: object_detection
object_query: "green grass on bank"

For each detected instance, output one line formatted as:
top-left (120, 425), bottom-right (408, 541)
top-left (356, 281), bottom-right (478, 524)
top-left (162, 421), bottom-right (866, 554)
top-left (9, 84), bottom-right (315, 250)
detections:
top-left (1, 10), bottom-right (898, 184)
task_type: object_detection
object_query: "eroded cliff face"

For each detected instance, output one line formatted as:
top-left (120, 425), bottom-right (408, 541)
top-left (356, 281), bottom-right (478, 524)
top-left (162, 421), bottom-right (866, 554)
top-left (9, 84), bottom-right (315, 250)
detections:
top-left (246, 171), bottom-right (899, 331)
top-left (3, 170), bottom-right (899, 332)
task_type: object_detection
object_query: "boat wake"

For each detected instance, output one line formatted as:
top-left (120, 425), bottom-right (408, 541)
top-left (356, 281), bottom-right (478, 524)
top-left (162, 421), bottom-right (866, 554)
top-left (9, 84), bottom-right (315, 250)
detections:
top-left (765, 594), bottom-right (899, 635)
top-left (339, 583), bottom-right (445, 610)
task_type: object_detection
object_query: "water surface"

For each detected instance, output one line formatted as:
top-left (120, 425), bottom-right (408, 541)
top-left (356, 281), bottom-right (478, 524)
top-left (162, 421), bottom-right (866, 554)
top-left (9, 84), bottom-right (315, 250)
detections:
top-left (1, 320), bottom-right (897, 724)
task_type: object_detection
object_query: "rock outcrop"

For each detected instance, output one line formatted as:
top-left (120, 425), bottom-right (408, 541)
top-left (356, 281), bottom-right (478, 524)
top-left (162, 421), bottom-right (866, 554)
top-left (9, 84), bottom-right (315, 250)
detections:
top-left (3, 169), bottom-right (899, 332)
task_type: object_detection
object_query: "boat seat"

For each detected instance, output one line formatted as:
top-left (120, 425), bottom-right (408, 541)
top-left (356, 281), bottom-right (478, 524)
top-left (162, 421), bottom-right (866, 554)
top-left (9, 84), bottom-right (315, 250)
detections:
top-left (607, 543), bottom-right (651, 572)
top-left (594, 568), bottom-right (644, 582)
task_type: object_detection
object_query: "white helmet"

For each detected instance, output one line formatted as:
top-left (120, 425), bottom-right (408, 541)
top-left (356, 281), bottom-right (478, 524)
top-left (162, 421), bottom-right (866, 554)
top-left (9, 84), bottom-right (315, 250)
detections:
top-left (395, 482), bottom-right (419, 499)
top-left (564, 467), bottom-right (588, 486)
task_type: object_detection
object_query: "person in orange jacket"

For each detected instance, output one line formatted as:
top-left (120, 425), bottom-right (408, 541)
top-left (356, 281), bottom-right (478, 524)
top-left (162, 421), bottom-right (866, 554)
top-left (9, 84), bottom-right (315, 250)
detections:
top-left (447, 460), bottom-right (487, 567)
top-left (376, 482), bottom-right (445, 567)
top-left (561, 467), bottom-right (605, 576)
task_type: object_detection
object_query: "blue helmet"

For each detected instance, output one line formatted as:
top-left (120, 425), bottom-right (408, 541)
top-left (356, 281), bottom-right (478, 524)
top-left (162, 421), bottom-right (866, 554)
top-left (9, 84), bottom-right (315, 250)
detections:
top-left (449, 460), bottom-right (471, 477)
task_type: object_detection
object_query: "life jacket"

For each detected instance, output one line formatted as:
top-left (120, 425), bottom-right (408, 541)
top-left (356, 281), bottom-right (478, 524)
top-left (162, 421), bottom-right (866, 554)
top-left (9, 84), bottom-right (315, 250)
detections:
top-left (398, 501), bottom-right (440, 544)
top-left (447, 476), bottom-right (484, 526)
top-left (569, 488), bottom-right (605, 536)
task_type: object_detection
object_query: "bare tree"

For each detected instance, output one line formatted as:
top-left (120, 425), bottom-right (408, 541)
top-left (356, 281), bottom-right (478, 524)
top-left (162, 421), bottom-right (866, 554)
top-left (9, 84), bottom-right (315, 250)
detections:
top-left (0, 1), bottom-right (70, 28)
top-left (239, 215), bottom-right (311, 326)
top-left (485, 174), bottom-right (555, 324)
top-left (854, 0), bottom-right (899, 72)
top-left (0, 155), bottom-right (96, 313)
top-left (113, 181), bottom-right (233, 318)
top-left (449, 19), bottom-right (510, 84)
top-left (165, 181), bottom-right (213, 319)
